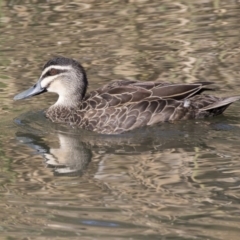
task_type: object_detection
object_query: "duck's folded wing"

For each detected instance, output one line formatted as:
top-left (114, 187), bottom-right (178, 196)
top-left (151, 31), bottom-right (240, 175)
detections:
top-left (151, 82), bottom-right (214, 100)
top-left (84, 81), bottom-right (214, 110)
top-left (100, 80), bottom-right (213, 100)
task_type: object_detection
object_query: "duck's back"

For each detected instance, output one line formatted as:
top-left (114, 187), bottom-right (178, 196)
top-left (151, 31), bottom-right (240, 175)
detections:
top-left (74, 80), bottom-right (234, 134)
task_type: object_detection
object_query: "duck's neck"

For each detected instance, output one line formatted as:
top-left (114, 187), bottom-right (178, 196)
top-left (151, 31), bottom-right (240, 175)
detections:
top-left (54, 94), bottom-right (82, 108)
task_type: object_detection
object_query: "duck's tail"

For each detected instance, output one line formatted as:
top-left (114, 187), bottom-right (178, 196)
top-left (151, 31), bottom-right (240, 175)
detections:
top-left (198, 96), bottom-right (240, 117)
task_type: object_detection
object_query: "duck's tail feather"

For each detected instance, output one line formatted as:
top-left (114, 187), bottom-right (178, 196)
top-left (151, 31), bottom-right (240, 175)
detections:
top-left (199, 96), bottom-right (240, 116)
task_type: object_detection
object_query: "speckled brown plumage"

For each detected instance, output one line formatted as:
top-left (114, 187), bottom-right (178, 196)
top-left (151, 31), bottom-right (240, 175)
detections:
top-left (14, 57), bottom-right (240, 135)
top-left (46, 79), bottom-right (239, 134)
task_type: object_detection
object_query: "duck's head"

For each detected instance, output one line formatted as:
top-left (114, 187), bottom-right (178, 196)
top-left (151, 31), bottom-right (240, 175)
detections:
top-left (14, 57), bottom-right (88, 107)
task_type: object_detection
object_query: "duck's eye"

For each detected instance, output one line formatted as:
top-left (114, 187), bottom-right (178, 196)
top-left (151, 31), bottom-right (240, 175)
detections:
top-left (49, 69), bottom-right (59, 76)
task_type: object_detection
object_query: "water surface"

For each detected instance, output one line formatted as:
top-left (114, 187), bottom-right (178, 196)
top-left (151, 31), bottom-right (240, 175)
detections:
top-left (1, 0), bottom-right (240, 239)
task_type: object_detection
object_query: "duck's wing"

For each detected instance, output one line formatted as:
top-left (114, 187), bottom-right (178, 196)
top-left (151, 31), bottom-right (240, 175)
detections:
top-left (149, 81), bottom-right (214, 100)
top-left (95, 79), bottom-right (174, 92)
top-left (97, 80), bottom-right (213, 99)
top-left (83, 80), bottom-right (153, 109)
top-left (81, 94), bottom-right (240, 134)
top-left (83, 80), bottom-right (214, 110)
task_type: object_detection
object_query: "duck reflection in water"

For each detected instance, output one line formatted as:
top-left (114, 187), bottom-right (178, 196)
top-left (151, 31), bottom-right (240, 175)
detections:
top-left (15, 131), bottom-right (92, 176)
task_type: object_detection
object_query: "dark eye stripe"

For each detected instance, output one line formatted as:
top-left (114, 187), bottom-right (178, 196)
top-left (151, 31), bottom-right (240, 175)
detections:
top-left (42, 69), bottom-right (67, 79)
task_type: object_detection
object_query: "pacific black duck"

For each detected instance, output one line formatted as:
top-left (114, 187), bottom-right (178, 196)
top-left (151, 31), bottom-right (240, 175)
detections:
top-left (14, 57), bottom-right (240, 134)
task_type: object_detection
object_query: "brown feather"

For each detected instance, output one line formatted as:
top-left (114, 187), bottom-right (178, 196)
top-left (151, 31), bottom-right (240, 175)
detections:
top-left (43, 79), bottom-right (240, 134)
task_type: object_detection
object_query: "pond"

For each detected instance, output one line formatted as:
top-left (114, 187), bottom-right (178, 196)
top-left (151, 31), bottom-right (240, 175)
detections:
top-left (1, 0), bottom-right (240, 239)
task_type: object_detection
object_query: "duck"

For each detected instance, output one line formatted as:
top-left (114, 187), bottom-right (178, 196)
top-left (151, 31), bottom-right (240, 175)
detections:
top-left (14, 57), bottom-right (240, 134)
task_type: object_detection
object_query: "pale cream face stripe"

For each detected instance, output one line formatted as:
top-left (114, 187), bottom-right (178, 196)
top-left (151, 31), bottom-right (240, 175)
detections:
top-left (40, 65), bottom-right (72, 78)
top-left (40, 75), bottom-right (57, 88)
top-left (40, 65), bottom-right (72, 88)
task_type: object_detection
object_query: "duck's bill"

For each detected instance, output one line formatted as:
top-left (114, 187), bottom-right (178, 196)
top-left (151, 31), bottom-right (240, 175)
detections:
top-left (14, 81), bottom-right (46, 100)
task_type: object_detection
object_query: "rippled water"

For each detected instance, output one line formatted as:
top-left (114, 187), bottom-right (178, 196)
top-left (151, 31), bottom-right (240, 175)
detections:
top-left (1, 0), bottom-right (240, 239)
